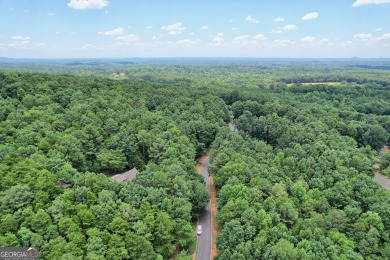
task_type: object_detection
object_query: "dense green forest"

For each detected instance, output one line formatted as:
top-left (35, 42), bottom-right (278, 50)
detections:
top-left (0, 59), bottom-right (390, 259)
top-left (213, 86), bottom-right (390, 259)
top-left (0, 71), bottom-right (226, 259)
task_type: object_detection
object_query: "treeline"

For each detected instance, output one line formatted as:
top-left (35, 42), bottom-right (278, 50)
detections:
top-left (279, 74), bottom-right (390, 86)
top-left (0, 72), bottom-right (228, 259)
top-left (210, 84), bottom-right (390, 259)
top-left (3, 59), bottom-right (390, 91)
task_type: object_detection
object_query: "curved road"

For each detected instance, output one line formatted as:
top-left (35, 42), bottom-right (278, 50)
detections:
top-left (374, 146), bottom-right (390, 191)
top-left (196, 157), bottom-right (211, 260)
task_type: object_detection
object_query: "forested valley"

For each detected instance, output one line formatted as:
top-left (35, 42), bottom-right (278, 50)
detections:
top-left (0, 59), bottom-right (390, 259)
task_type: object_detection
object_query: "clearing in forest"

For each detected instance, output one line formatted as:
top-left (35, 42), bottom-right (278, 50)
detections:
top-left (301, 82), bottom-right (340, 86)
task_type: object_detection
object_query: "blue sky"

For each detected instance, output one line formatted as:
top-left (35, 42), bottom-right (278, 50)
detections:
top-left (1, 0), bottom-right (390, 58)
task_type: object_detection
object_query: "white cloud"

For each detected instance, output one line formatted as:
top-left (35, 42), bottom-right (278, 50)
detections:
top-left (81, 44), bottom-right (96, 49)
top-left (352, 0), bottom-right (390, 7)
top-left (274, 39), bottom-right (291, 45)
top-left (70, 32), bottom-right (77, 35)
top-left (213, 37), bottom-right (224, 43)
top-left (271, 24), bottom-right (297, 34)
top-left (375, 28), bottom-right (383, 31)
top-left (300, 36), bottom-right (316, 42)
top-left (301, 12), bottom-right (319, 20)
top-left (177, 39), bottom-right (200, 45)
top-left (271, 29), bottom-right (283, 34)
top-left (352, 33), bottom-right (390, 41)
top-left (217, 33), bottom-right (224, 36)
top-left (274, 17), bottom-right (285, 22)
top-left (161, 22), bottom-right (185, 35)
top-left (320, 38), bottom-right (330, 43)
top-left (245, 15), bottom-right (259, 24)
top-left (98, 27), bottom-right (124, 35)
top-left (67, 0), bottom-right (109, 10)
top-left (283, 24), bottom-right (297, 30)
top-left (147, 26), bottom-right (154, 30)
top-left (346, 32), bottom-right (387, 46)
top-left (168, 31), bottom-right (182, 36)
top-left (232, 35), bottom-right (256, 47)
top-left (161, 22), bottom-right (185, 31)
top-left (232, 27), bottom-right (239, 31)
top-left (212, 36), bottom-right (224, 46)
top-left (233, 35), bottom-right (250, 41)
top-left (11, 36), bottom-right (31, 40)
top-left (253, 34), bottom-right (266, 40)
top-left (7, 39), bottom-right (30, 48)
top-left (116, 34), bottom-right (139, 42)
top-left (381, 33), bottom-right (390, 39)
top-left (353, 33), bottom-right (373, 39)
top-left (200, 25), bottom-right (209, 30)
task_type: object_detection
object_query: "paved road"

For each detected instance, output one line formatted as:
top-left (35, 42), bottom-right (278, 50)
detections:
top-left (374, 172), bottom-right (390, 190)
top-left (196, 157), bottom-right (211, 260)
top-left (375, 146), bottom-right (390, 191)
top-left (374, 146), bottom-right (390, 191)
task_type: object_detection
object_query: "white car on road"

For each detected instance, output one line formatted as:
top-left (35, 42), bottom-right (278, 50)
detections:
top-left (197, 225), bottom-right (202, 235)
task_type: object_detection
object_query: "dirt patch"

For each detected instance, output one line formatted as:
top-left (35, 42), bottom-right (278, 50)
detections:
top-left (301, 82), bottom-right (340, 86)
top-left (210, 176), bottom-right (219, 259)
top-left (196, 155), bottom-right (208, 173)
top-left (172, 246), bottom-right (181, 260)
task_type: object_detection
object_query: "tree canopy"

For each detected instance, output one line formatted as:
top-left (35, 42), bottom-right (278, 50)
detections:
top-left (0, 59), bottom-right (390, 259)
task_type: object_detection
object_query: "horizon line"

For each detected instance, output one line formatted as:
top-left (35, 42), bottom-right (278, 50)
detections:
top-left (2, 56), bottom-right (390, 60)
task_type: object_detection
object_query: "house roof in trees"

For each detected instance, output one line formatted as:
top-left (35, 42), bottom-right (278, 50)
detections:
top-left (109, 168), bottom-right (138, 182)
